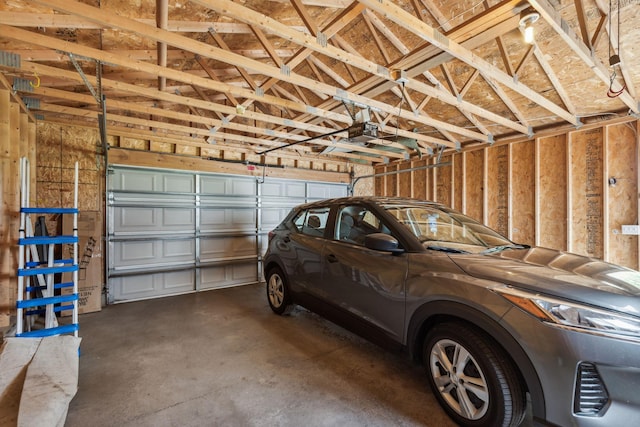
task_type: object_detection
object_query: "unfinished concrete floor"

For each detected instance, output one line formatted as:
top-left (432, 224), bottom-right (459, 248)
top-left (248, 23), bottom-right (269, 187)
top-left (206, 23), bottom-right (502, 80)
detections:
top-left (65, 283), bottom-right (533, 427)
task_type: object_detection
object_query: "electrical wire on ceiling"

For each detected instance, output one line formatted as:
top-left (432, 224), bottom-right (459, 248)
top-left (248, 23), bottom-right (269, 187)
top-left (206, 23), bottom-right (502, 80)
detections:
top-left (607, 0), bottom-right (626, 98)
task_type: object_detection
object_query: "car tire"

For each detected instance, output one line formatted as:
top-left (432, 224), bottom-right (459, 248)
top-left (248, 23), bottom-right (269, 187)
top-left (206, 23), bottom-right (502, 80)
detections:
top-left (423, 322), bottom-right (526, 427)
top-left (266, 267), bottom-right (294, 315)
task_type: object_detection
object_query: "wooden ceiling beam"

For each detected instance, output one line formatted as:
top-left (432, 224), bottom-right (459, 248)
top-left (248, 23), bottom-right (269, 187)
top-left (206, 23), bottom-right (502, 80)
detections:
top-left (190, 0), bottom-right (494, 142)
top-left (211, 2), bottom-right (366, 139)
top-left (0, 72), bottom-right (36, 122)
top-left (359, 0), bottom-right (581, 126)
top-left (14, 61), bottom-right (346, 137)
top-left (36, 0), bottom-right (458, 145)
top-left (290, 0), bottom-right (318, 36)
top-left (35, 101), bottom-right (391, 162)
top-left (593, 0), bottom-right (637, 99)
top-left (528, 0), bottom-right (638, 113)
top-left (295, 0), bottom-right (523, 143)
top-left (0, 25), bottom-right (353, 125)
top-left (573, 0), bottom-right (592, 50)
top-left (0, 13), bottom-right (308, 34)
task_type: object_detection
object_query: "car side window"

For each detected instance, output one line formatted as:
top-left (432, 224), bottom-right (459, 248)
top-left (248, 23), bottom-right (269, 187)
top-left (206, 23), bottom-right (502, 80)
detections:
top-left (292, 207), bottom-right (330, 237)
top-left (335, 205), bottom-right (391, 245)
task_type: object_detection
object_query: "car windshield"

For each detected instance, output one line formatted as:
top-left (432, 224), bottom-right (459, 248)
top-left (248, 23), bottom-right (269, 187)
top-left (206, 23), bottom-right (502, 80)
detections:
top-left (383, 203), bottom-right (521, 254)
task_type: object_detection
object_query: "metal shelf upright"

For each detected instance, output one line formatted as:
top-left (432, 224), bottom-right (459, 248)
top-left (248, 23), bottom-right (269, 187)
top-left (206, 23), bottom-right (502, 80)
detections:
top-left (16, 157), bottom-right (80, 337)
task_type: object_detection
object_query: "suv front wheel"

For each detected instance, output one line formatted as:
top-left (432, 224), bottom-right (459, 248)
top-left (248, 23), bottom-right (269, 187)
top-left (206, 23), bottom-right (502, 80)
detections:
top-left (423, 322), bottom-right (526, 427)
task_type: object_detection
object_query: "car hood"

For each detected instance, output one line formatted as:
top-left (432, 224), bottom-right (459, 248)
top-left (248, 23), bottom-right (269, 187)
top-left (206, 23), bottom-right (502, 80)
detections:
top-left (449, 246), bottom-right (640, 315)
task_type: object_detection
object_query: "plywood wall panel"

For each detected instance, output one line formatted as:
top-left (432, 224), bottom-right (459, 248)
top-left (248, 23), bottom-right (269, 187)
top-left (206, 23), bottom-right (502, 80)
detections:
top-left (373, 119), bottom-right (639, 269)
top-left (435, 155), bottom-right (453, 207)
top-left (375, 165), bottom-right (384, 195)
top-left (486, 145), bottom-right (509, 236)
top-left (386, 165), bottom-right (397, 196)
top-left (0, 90), bottom-right (10, 328)
top-left (570, 129), bottom-right (604, 258)
top-left (413, 159), bottom-right (427, 199)
top-left (37, 123), bottom-right (101, 211)
top-left (453, 153), bottom-right (463, 210)
top-left (538, 134), bottom-right (567, 250)
top-left (426, 158), bottom-right (435, 201)
top-left (606, 123), bottom-right (638, 269)
top-left (0, 92), bottom-right (35, 328)
top-left (399, 162), bottom-right (412, 197)
top-left (511, 140), bottom-right (536, 245)
top-left (353, 164), bottom-right (375, 196)
top-left (464, 150), bottom-right (484, 222)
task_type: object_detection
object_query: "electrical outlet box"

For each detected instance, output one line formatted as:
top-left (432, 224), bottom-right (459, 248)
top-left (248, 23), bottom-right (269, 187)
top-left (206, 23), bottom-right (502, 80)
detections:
top-left (621, 225), bottom-right (640, 235)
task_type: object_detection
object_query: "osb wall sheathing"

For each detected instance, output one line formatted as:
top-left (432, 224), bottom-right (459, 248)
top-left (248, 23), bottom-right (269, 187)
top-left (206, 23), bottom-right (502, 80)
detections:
top-left (511, 140), bottom-right (535, 245)
top-left (375, 118), bottom-right (640, 270)
top-left (538, 134), bottom-right (567, 250)
top-left (435, 156), bottom-right (452, 208)
top-left (570, 128), bottom-right (604, 259)
top-left (413, 159), bottom-right (427, 199)
top-left (0, 90), bottom-right (36, 329)
top-left (398, 162), bottom-right (412, 198)
top-left (463, 150), bottom-right (484, 223)
top-left (485, 145), bottom-right (509, 237)
top-left (606, 123), bottom-right (638, 269)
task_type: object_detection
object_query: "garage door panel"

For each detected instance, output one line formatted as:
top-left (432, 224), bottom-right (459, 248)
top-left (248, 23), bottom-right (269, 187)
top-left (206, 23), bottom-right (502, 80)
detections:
top-left (200, 263), bottom-right (257, 290)
top-left (200, 236), bottom-right (257, 261)
top-left (200, 208), bottom-right (256, 231)
top-left (261, 207), bottom-right (291, 230)
top-left (108, 167), bottom-right (348, 302)
top-left (164, 174), bottom-right (194, 193)
top-left (114, 207), bottom-right (195, 234)
top-left (200, 175), bottom-right (255, 196)
top-left (112, 168), bottom-right (194, 193)
top-left (111, 239), bottom-right (195, 269)
top-left (307, 182), bottom-right (348, 199)
top-left (112, 270), bottom-right (195, 301)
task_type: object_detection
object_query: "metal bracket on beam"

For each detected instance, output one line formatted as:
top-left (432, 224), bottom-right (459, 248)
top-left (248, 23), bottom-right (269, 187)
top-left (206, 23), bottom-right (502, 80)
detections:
top-left (22, 97), bottom-right (40, 109)
top-left (0, 50), bottom-right (20, 68)
top-left (527, 126), bottom-right (533, 138)
top-left (68, 53), bottom-right (101, 104)
top-left (12, 77), bottom-right (34, 93)
top-left (316, 32), bottom-right (327, 48)
top-left (575, 118), bottom-right (583, 129)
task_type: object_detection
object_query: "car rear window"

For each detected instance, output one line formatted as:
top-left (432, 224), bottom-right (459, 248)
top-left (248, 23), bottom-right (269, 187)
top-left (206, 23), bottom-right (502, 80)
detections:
top-left (292, 207), bottom-right (330, 237)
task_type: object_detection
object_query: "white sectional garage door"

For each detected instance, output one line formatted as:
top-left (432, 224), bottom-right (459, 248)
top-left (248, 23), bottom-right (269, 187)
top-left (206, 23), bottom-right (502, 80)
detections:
top-left (107, 165), bottom-right (348, 303)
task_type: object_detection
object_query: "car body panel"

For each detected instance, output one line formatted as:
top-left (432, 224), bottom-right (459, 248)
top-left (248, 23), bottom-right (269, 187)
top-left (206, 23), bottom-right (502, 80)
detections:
top-left (263, 196), bottom-right (640, 427)
top-left (322, 239), bottom-right (408, 342)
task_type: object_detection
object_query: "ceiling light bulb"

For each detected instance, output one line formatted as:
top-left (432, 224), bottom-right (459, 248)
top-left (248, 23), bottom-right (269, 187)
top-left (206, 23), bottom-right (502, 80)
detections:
top-left (519, 7), bottom-right (540, 44)
top-left (524, 25), bottom-right (535, 44)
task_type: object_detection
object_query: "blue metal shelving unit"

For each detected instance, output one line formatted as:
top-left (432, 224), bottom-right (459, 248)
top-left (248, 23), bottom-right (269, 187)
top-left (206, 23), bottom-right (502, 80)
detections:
top-left (16, 158), bottom-right (79, 338)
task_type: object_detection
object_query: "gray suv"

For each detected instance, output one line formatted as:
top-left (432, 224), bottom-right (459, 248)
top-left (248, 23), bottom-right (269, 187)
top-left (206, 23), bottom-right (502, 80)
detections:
top-left (263, 197), bottom-right (640, 427)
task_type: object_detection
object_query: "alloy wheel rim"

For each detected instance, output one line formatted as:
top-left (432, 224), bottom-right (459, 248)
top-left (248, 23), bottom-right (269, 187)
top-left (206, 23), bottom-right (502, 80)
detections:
top-left (268, 274), bottom-right (284, 307)
top-left (429, 338), bottom-right (489, 420)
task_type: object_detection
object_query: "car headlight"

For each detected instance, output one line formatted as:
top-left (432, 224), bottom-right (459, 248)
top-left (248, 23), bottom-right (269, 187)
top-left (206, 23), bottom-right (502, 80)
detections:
top-left (496, 287), bottom-right (640, 339)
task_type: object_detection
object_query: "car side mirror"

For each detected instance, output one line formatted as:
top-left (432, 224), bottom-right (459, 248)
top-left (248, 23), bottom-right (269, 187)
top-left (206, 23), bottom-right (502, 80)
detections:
top-left (364, 233), bottom-right (404, 254)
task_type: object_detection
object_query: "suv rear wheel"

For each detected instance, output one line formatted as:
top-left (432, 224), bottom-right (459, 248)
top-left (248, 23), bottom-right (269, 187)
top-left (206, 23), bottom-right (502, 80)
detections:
top-left (266, 267), bottom-right (293, 315)
top-left (423, 322), bottom-right (526, 427)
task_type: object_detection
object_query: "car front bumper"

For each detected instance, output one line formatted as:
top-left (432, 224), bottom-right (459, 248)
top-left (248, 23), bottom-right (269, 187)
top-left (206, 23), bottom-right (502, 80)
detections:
top-left (501, 307), bottom-right (640, 427)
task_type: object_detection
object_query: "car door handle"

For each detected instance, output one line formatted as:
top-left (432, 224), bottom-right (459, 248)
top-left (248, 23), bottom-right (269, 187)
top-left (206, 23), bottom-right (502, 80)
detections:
top-left (326, 254), bottom-right (338, 263)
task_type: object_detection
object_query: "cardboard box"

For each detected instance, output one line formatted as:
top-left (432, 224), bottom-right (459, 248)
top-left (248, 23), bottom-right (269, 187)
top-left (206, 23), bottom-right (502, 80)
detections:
top-left (62, 211), bottom-right (103, 314)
